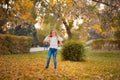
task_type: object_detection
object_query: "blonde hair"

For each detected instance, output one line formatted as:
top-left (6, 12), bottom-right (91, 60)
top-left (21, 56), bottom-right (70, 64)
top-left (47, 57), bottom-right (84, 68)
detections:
top-left (49, 29), bottom-right (58, 37)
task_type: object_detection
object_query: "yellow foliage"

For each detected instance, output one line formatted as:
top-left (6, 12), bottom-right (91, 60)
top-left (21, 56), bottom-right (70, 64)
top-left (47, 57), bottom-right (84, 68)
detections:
top-left (49, 0), bottom-right (73, 10)
top-left (92, 24), bottom-right (102, 33)
top-left (22, 12), bottom-right (33, 21)
top-left (0, 51), bottom-right (120, 79)
top-left (50, 0), bottom-right (54, 7)
top-left (111, 27), bottom-right (117, 32)
top-left (66, 0), bottom-right (73, 6)
top-left (13, 0), bottom-right (34, 21)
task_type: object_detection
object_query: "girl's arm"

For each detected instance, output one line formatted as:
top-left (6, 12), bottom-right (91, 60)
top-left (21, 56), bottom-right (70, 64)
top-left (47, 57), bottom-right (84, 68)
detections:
top-left (58, 36), bottom-right (63, 41)
top-left (58, 36), bottom-right (63, 46)
top-left (44, 36), bottom-right (50, 43)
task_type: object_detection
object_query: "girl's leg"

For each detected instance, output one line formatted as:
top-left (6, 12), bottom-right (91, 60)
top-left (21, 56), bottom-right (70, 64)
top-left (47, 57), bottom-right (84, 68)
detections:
top-left (45, 48), bottom-right (52, 68)
top-left (53, 49), bottom-right (58, 69)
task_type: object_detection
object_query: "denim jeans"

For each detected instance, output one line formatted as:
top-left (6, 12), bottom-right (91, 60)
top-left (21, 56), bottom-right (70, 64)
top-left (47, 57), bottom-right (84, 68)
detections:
top-left (45, 48), bottom-right (58, 69)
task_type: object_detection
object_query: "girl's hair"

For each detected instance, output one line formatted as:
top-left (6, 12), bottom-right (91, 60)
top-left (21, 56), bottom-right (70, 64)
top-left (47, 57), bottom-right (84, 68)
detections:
top-left (49, 30), bottom-right (58, 37)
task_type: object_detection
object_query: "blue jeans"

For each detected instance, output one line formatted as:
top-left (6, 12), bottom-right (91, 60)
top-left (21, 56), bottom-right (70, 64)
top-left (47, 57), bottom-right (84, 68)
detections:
top-left (45, 48), bottom-right (58, 69)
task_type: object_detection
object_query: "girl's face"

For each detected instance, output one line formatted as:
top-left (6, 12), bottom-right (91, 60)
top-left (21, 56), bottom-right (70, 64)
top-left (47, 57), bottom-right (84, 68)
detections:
top-left (51, 31), bottom-right (56, 36)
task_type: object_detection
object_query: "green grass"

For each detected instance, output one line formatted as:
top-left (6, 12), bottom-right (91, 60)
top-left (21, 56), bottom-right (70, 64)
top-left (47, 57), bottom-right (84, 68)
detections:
top-left (0, 50), bottom-right (120, 80)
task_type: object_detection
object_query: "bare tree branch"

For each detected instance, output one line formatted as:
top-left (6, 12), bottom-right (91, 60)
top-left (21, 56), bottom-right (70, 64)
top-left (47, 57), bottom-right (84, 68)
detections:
top-left (92, 0), bottom-right (119, 10)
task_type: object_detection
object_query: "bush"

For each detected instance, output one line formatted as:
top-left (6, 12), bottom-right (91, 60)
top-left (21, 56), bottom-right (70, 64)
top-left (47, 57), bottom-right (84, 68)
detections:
top-left (61, 40), bottom-right (85, 61)
top-left (0, 34), bottom-right (32, 54)
top-left (114, 30), bottom-right (120, 39)
top-left (90, 39), bottom-right (120, 50)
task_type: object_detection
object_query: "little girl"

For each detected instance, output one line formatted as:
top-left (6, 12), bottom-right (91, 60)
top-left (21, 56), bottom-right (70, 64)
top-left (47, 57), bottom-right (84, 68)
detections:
top-left (44, 30), bottom-right (63, 69)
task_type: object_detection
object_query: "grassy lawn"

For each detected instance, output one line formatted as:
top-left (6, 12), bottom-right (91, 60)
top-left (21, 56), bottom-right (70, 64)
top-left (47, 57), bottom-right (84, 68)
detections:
top-left (0, 50), bottom-right (120, 80)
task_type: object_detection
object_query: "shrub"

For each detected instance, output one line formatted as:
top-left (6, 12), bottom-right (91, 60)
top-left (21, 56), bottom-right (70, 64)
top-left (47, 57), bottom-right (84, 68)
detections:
top-left (0, 34), bottom-right (32, 54)
top-left (114, 30), bottom-right (120, 39)
top-left (0, 34), bottom-right (10, 54)
top-left (89, 39), bottom-right (105, 49)
top-left (61, 40), bottom-right (85, 61)
top-left (90, 39), bottom-right (120, 50)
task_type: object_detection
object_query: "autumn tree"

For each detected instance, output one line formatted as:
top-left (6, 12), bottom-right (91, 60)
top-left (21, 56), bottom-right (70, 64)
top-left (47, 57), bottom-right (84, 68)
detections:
top-left (34, 0), bottom-right (92, 40)
top-left (92, 0), bottom-right (120, 38)
top-left (33, 0), bottom-right (119, 40)
top-left (0, 0), bottom-right (40, 45)
top-left (0, 0), bottom-right (34, 33)
top-left (34, 0), bottom-right (103, 40)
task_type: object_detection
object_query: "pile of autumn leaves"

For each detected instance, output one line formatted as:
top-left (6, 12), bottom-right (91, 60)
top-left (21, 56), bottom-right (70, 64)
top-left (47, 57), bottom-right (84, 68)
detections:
top-left (0, 52), bottom-right (120, 80)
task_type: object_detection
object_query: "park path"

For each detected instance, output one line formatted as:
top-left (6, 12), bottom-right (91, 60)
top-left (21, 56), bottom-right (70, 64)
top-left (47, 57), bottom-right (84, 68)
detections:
top-left (30, 40), bottom-right (92, 52)
top-left (30, 47), bottom-right (46, 52)
top-left (30, 47), bottom-right (62, 52)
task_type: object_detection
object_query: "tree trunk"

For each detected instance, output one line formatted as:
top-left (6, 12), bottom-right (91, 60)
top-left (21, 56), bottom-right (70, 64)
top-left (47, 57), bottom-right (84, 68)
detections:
top-left (62, 19), bottom-right (72, 40)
